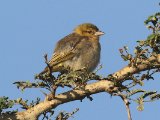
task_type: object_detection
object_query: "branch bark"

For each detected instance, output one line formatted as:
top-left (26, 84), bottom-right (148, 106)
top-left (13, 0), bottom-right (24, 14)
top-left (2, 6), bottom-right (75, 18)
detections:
top-left (0, 113), bottom-right (17, 120)
top-left (112, 54), bottom-right (160, 81)
top-left (122, 98), bottom-right (132, 120)
top-left (17, 80), bottom-right (115, 120)
top-left (119, 93), bottom-right (132, 120)
top-left (2, 54), bottom-right (160, 120)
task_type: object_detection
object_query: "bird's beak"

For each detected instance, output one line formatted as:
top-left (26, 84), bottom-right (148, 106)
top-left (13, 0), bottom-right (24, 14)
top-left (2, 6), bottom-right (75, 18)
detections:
top-left (94, 31), bottom-right (105, 36)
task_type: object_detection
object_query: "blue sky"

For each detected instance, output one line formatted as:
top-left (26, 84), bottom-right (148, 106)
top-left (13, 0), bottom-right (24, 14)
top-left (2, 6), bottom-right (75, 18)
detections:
top-left (0, 0), bottom-right (160, 120)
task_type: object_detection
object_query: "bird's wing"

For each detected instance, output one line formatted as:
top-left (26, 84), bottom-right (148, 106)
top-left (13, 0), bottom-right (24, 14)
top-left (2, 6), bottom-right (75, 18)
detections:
top-left (48, 33), bottom-right (84, 66)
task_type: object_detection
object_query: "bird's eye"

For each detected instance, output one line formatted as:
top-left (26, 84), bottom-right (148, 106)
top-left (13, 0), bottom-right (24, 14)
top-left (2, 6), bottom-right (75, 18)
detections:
top-left (86, 30), bottom-right (93, 34)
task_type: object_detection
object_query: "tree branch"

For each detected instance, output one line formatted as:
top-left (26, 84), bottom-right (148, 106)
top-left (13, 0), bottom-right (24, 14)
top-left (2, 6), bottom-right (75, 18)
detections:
top-left (0, 113), bottom-right (17, 120)
top-left (16, 80), bottom-right (116, 120)
top-left (3, 54), bottom-right (160, 120)
top-left (112, 54), bottom-right (160, 81)
top-left (117, 92), bottom-right (132, 120)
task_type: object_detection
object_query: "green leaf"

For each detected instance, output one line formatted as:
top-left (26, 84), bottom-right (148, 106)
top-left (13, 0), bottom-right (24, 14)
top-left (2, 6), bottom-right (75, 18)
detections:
top-left (121, 55), bottom-right (128, 61)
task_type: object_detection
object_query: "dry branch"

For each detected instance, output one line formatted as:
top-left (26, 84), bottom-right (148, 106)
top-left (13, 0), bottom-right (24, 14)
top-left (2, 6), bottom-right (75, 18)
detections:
top-left (1, 54), bottom-right (160, 120)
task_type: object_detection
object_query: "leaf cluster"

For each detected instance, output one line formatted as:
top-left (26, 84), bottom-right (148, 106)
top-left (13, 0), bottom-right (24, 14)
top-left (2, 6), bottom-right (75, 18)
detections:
top-left (0, 97), bottom-right (15, 114)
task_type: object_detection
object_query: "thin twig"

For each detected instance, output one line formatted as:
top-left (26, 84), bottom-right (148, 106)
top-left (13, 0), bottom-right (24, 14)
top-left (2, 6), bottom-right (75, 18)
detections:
top-left (44, 54), bottom-right (53, 78)
top-left (114, 92), bottom-right (132, 120)
top-left (119, 93), bottom-right (132, 120)
top-left (121, 97), bottom-right (132, 120)
top-left (55, 108), bottom-right (79, 120)
top-left (44, 54), bottom-right (57, 99)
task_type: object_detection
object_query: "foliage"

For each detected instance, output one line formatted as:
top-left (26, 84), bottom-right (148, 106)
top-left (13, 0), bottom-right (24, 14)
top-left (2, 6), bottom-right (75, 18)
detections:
top-left (118, 12), bottom-right (160, 111)
top-left (0, 97), bottom-right (15, 114)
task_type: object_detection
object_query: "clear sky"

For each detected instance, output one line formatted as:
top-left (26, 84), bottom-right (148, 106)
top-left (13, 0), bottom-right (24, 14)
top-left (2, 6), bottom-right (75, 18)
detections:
top-left (0, 0), bottom-right (160, 120)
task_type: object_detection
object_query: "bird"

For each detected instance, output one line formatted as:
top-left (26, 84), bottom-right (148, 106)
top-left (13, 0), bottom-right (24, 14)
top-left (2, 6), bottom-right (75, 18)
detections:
top-left (39, 23), bottom-right (104, 76)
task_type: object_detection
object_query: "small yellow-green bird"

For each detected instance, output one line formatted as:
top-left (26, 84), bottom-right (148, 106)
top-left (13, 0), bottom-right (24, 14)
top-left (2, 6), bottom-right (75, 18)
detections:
top-left (39, 23), bottom-right (104, 75)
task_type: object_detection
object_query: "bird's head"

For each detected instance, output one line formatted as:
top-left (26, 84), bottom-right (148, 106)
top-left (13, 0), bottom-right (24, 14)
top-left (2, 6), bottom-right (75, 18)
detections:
top-left (74, 23), bottom-right (104, 37)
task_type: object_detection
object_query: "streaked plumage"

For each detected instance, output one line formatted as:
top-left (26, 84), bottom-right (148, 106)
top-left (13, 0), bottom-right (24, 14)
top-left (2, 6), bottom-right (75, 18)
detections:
top-left (39, 23), bottom-right (104, 75)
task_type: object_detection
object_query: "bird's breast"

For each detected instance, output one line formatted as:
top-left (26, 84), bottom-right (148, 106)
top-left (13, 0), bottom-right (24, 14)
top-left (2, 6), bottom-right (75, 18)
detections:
top-left (71, 39), bottom-right (101, 72)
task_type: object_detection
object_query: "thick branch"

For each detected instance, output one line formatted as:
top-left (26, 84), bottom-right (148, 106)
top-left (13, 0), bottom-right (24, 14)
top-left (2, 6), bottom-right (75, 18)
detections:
top-left (16, 80), bottom-right (115, 120)
top-left (0, 113), bottom-right (17, 120)
top-left (3, 54), bottom-right (160, 120)
top-left (112, 54), bottom-right (160, 81)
